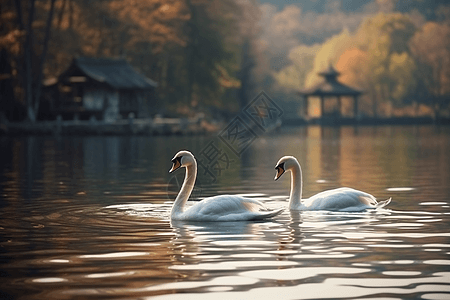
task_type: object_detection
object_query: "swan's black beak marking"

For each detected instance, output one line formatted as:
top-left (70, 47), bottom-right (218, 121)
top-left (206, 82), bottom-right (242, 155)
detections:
top-left (274, 163), bottom-right (285, 181)
top-left (169, 156), bottom-right (182, 173)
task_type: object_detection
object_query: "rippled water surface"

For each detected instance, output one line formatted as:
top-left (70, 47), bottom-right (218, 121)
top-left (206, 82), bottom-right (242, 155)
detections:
top-left (1, 126), bottom-right (450, 299)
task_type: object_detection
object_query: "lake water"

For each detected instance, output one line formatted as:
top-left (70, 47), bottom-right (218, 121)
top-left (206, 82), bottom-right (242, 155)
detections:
top-left (1, 125), bottom-right (450, 300)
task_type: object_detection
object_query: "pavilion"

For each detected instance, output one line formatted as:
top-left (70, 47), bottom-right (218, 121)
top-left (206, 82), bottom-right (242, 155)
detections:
top-left (299, 65), bottom-right (362, 120)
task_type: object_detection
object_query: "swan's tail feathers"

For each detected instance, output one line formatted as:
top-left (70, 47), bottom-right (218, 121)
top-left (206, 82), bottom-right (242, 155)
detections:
top-left (376, 197), bottom-right (392, 209)
top-left (252, 208), bottom-right (284, 220)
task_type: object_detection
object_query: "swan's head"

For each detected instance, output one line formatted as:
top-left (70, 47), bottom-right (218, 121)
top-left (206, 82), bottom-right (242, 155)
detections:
top-left (274, 156), bottom-right (298, 180)
top-left (169, 150), bottom-right (195, 173)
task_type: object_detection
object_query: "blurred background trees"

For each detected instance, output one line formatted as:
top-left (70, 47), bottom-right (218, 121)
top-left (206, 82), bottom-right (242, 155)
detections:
top-left (273, 1), bottom-right (450, 120)
top-left (1, 0), bottom-right (450, 122)
top-left (410, 22), bottom-right (450, 120)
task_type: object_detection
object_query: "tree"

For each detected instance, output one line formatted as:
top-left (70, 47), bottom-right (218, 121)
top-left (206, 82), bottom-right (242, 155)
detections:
top-left (0, 1), bottom-right (24, 121)
top-left (387, 52), bottom-right (416, 107)
top-left (109, 0), bottom-right (243, 111)
top-left (274, 43), bottom-right (320, 91)
top-left (14, 0), bottom-right (57, 122)
top-left (235, 0), bottom-right (261, 110)
top-left (336, 48), bottom-right (375, 115)
top-left (184, 0), bottom-right (241, 109)
top-left (304, 29), bottom-right (355, 89)
top-left (410, 22), bottom-right (450, 121)
top-left (353, 12), bottom-right (417, 116)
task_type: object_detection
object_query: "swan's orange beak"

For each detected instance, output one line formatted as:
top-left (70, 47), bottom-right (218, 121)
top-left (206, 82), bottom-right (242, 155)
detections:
top-left (274, 164), bottom-right (285, 181)
top-left (169, 157), bottom-right (182, 173)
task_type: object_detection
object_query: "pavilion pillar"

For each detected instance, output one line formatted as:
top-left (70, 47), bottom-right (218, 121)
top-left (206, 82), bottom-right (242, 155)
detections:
top-left (353, 95), bottom-right (358, 119)
top-left (303, 96), bottom-right (309, 118)
top-left (337, 96), bottom-right (342, 118)
top-left (320, 96), bottom-right (325, 118)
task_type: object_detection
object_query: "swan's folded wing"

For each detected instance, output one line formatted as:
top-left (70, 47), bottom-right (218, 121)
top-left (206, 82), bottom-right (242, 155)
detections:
top-left (196, 196), bottom-right (265, 215)
top-left (248, 208), bottom-right (284, 220)
top-left (183, 195), bottom-right (283, 221)
top-left (303, 189), bottom-right (377, 211)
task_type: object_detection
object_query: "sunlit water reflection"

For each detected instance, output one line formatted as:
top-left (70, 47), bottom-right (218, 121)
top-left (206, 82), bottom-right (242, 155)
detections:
top-left (1, 126), bottom-right (450, 299)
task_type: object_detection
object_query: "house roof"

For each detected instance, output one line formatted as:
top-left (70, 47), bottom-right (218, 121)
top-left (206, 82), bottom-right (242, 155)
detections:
top-left (62, 57), bottom-right (157, 89)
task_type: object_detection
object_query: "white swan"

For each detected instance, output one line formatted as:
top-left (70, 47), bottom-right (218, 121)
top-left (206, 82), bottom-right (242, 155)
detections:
top-left (274, 156), bottom-right (391, 211)
top-left (169, 150), bottom-right (283, 221)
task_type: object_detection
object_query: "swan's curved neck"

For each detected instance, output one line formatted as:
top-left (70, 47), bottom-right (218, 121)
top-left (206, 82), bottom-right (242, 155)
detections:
top-left (289, 161), bottom-right (303, 209)
top-left (171, 162), bottom-right (197, 218)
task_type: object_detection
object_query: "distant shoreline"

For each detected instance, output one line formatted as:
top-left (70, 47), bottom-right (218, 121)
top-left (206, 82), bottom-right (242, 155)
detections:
top-left (1, 116), bottom-right (449, 136)
top-left (0, 118), bottom-right (213, 136)
top-left (283, 116), bottom-right (450, 127)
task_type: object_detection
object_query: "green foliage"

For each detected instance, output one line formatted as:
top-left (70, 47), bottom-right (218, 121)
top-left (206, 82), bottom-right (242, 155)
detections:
top-left (274, 44), bottom-right (319, 91)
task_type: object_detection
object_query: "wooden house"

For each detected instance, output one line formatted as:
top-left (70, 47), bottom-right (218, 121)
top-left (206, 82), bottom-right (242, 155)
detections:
top-left (44, 57), bottom-right (157, 122)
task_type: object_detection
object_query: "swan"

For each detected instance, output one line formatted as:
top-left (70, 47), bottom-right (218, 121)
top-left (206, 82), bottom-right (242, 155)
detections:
top-left (168, 150), bottom-right (283, 221)
top-left (274, 156), bottom-right (391, 211)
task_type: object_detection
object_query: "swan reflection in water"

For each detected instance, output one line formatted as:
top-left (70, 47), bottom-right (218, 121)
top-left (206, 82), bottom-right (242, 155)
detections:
top-left (274, 210), bottom-right (391, 259)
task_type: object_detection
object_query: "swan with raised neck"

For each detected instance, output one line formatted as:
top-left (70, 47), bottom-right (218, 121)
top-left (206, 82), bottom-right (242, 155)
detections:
top-left (274, 156), bottom-right (391, 211)
top-left (168, 150), bottom-right (284, 221)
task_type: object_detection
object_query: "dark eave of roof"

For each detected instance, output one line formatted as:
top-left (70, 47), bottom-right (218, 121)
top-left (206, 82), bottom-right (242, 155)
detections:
top-left (62, 57), bottom-right (158, 89)
top-left (299, 79), bottom-right (362, 97)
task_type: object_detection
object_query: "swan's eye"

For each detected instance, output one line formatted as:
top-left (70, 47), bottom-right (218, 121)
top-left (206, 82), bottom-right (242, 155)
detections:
top-left (169, 156), bottom-right (183, 173)
top-left (274, 163), bottom-right (285, 181)
top-left (171, 156), bottom-right (182, 164)
top-left (275, 162), bottom-right (285, 170)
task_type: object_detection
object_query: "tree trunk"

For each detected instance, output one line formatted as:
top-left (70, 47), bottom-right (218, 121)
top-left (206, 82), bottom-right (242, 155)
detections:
top-left (34, 0), bottom-right (57, 119)
top-left (15, 0), bottom-right (56, 122)
top-left (25, 0), bottom-right (36, 122)
top-left (185, 0), bottom-right (198, 108)
top-left (57, 0), bottom-right (67, 29)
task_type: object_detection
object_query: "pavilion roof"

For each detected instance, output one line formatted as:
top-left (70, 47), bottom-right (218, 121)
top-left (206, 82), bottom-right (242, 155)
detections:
top-left (299, 64), bottom-right (362, 97)
top-left (299, 80), bottom-right (363, 96)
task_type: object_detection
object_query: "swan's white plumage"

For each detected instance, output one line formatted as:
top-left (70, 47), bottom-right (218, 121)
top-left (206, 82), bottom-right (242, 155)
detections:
top-left (300, 187), bottom-right (390, 212)
top-left (169, 150), bottom-right (283, 221)
top-left (176, 195), bottom-right (283, 221)
top-left (275, 156), bottom-right (391, 212)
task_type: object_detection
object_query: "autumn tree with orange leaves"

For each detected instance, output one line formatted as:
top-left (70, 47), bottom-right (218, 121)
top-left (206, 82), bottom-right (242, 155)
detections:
top-left (410, 22), bottom-right (450, 121)
top-left (276, 12), bottom-right (444, 118)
